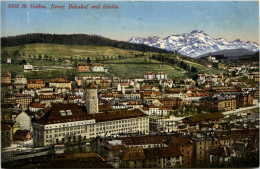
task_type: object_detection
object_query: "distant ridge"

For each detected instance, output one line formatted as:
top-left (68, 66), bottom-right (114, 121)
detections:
top-left (1, 33), bottom-right (172, 54)
top-left (197, 48), bottom-right (257, 58)
top-left (129, 30), bottom-right (259, 57)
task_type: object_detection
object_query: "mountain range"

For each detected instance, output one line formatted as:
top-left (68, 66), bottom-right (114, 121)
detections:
top-left (128, 30), bottom-right (259, 57)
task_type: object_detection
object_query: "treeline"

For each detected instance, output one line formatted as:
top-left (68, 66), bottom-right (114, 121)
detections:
top-left (236, 52), bottom-right (259, 62)
top-left (1, 33), bottom-right (172, 54)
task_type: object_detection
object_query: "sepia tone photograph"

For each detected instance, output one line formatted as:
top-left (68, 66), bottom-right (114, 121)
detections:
top-left (1, 0), bottom-right (259, 168)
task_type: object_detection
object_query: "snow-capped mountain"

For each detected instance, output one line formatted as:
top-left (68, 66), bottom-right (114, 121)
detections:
top-left (128, 30), bottom-right (259, 57)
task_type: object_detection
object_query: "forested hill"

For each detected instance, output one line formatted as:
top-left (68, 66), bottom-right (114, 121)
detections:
top-left (1, 33), bottom-right (172, 54)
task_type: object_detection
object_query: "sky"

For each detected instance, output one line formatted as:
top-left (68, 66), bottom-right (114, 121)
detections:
top-left (1, 1), bottom-right (259, 43)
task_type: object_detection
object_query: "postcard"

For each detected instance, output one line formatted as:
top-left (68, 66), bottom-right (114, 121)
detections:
top-left (1, 0), bottom-right (259, 168)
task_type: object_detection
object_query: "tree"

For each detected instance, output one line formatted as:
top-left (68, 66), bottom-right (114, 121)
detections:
top-left (191, 66), bottom-right (198, 73)
top-left (13, 50), bottom-right (21, 58)
top-left (87, 57), bottom-right (91, 64)
top-left (192, 73), bottom-right (199, 81)
top-left (20, 59), bottom-right (27, 65)
top-left (78, 135), bottom-right (82, 153)
top-left (38, 54), bottom-right (42, 60)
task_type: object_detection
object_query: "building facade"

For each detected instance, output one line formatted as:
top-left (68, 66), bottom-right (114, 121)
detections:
top-left (49, 78), bottom-right (71, 89)
top-left (1, 70), bottom-right (11, 84)
top-left (32, 103), bottom-right (149, 147)
top-left (27, 79), bottom-right (45, 89)
top-left (200, 96), bottom-right (236, 112)
top-left (86, 83), bottom-right (98, 114)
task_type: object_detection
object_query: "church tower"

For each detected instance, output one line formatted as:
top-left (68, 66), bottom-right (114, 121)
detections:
top-left (86, 82), bottom-right (98, 114)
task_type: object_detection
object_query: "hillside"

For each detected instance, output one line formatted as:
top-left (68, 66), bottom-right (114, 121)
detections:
top-left (1, 33), bottom-right (172, 54)
top-left (1, 43), bottom-right (144, 60)
top-left (1, 34), bottom-right (225, 80)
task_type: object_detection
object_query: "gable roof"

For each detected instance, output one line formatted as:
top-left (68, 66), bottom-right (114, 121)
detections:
top-left (35, 103), bottom-right (92, 125)
top-left (144, 146), bottom-right (182, 159)
top-left (122, 146), bottom-right (183, 161)
top-left (183, 112), bottom-right (224, 124)
top-left (122, 147), bottom-right (146, 161)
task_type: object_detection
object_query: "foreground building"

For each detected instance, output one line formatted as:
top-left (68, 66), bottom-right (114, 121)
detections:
top-left (121, 146), bottom-right (182, 168)
top-left (32, 103), bottom-right (149, 147)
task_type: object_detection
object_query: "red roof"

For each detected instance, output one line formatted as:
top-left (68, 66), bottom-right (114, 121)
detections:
top-left (144, 146), bottom-right (182, 159)
top-left (30, 103), bottom-right (46, 108)
top-left (86, 83), bottom-right (97, 89)
top-left (28, 79), bottom-right (44, 84)
top-left (50, 78), bottom-right (70, 83)
top-left (35, 103), bottom-right (92, 125)
top-left (35, 103), bottom-right (147, 125)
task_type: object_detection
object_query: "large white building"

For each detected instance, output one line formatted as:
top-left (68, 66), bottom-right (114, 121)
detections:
top-left (32, 103), bottom-right (149, 147)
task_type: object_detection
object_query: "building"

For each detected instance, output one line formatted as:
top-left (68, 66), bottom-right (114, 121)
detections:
top-left (144, 72), bottom-right (155, 80)
top-left (169, 135), bottom-right (193, 168)
top-left (27, 79), bottom-right (45, 89)
top-left (1, 70), bottom-right (11, 84)
top-left (13, 130), bottom-right (32, 141)
top-left (141, 91), bottom-right (162, 102)
top-left (182, 112), bottom-right (224, 127)
top-left (14, 111), bottom-right (32, 131)
top-left (38, 94), bottom-right (64, 104)
top-left (23, 64), bottom-right (33, 71)
top-left (92, 63), bottom-right (105, 72)
top-left (236, 93), bottom-right (253, 108)
top-left (86, 83), bottom-right (98, 114)
top-left (49, 78), bottom-right (71, 89)
top-left (210, 145), bottom-right (234, 167)
top-left (142, 105), bottom-right (167, 116)
top-left (155, 72), bottom-right (167, 80)
top-left (207, 54), bottom-right (218, 63)
top-left (200, 96), bottom-right (236, 112)
top-left (121, 146), bottom-right (182, 168)
top-left (78, 63), bottom-right (91, 72)
top-left (32, 103), bottom-right (149, 147)
top-left (14, 75), bottom-right (27, 85)
top-left (29, 103), bottom-right (46, 113)
top-left (1, 123), bottom-right (12, 147)
top-left (6, 58), bottom-right (12, 63)
top-left (14, 94), bottom-right (33, 109)
top-left (159, 97), bottom-right (183, 110)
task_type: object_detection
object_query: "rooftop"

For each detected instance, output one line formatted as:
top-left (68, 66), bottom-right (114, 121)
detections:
top-left (183, 112), bottom-right (224, 123)
top-left (86, 82), bottom-right (97, 89)
top-left (50, 78), bottom-right (71, 83)
top-left (35, 103), bottom-right (147, 125)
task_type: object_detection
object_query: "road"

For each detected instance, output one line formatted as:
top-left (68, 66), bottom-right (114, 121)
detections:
top-left (223, 104), bottom-right (259, 116)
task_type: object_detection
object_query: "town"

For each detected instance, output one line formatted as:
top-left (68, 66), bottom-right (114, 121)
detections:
top-left (1, 50), bottom-right (259, 168)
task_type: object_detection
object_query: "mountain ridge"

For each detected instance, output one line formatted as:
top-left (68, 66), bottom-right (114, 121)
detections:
top-left (128, 30), bottom-right (259, 57)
